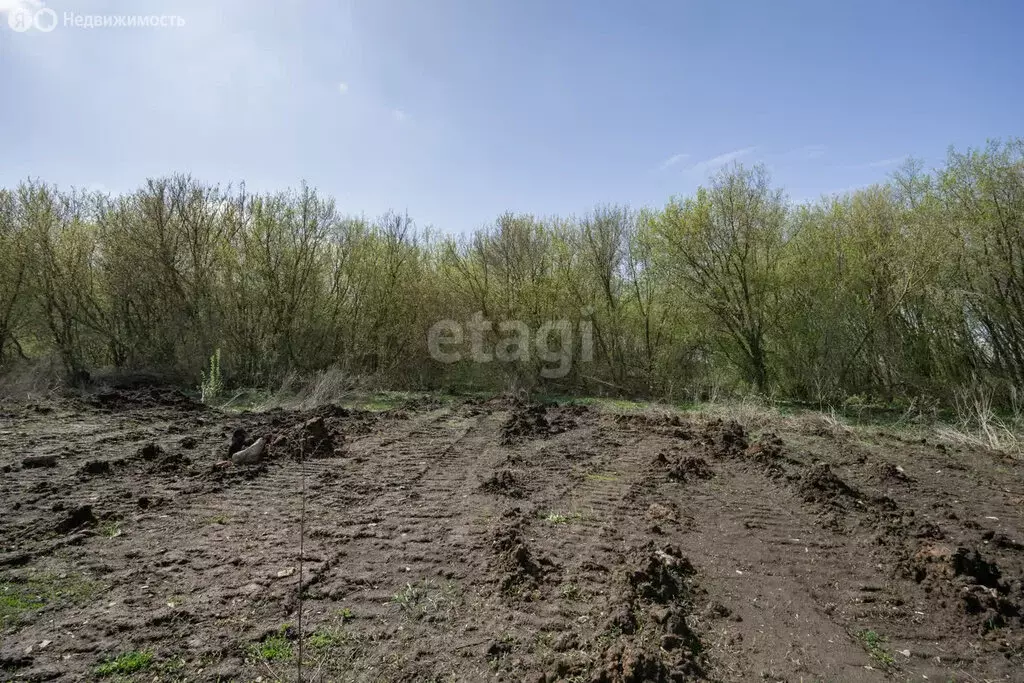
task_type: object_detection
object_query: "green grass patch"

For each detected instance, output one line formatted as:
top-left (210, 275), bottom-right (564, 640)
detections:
top-left (308, 627), bottom-right (345, 652)
top-left (560, 583), bottom-right (581, 601)
top-left (99, 520), bottom-right (122, 538)
top-left (1, 572), bottom-right (101, 627)
top-left (584, 471), bottom-right (618, 482)
top-left (359, 399), bottom-right (398, 412)
top-left (248, 632), bottom-right (294, 662)
top-left (94, 650), bottom-right (154, 677)
top-left (542, 511), bottom-right (583, 524)
top-left (0, 586), bottom-right (44, 625)
top-left (390, 580), bottom-right (460, 621)
top-left (857, 629), bottom-right (895, 667)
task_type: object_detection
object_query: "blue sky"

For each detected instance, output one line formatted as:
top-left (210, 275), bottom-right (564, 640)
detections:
top-left (1, 0), bottom-right (1021, 233)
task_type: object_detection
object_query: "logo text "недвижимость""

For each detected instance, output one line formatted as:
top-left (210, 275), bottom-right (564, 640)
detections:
top-left (7, 5), bottom-right (185, 33)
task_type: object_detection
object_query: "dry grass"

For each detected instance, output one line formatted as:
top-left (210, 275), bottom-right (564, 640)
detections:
top-left (0, 357), bottom-right (66, 400)
top-left (934, 385), bottom-right (1023, 458)
top-left (688, 396), bottom-right (855, 439)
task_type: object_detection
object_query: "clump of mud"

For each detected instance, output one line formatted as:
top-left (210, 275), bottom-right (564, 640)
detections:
top-left (743, 432), bottom-right (786, 476)
top-left (79, 459), bottom-right (113, 476)
top-left (271, 416), bottom-right (342, 459)
top-left (480, 469), bottom-right (527, 498)
top-left (500, 403), bottom-right (579, 444)
top-left (875, 462), bottom-right (911, 484)
top-left (595, 544), bottom-right (703, 681)
top-left (612, 413), bottom-right (691, 440)
top-left (55, 505), bottom-right (97, 534)
top-left (153, 451), bottom-right (192, 473)
top-left (626, 546), bottom-right (696, 604)
top-left (655, 450), bottom-right (713, 483)
top-left (798, 462), bottom-right (860, 505)
top-left (137, 443), bottom-right (164, 461)
top-left (901, 544), bottom-right (1022, 631)
top-left (491, 508), bottom-right (555, 594)
top-left (85, 386), bottom-right (202, 412)
top-left (699, 419), bottom-right (748, 457)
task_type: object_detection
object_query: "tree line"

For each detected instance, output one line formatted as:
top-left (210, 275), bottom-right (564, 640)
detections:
top-left (0, 139), bottom-right (1021, 410)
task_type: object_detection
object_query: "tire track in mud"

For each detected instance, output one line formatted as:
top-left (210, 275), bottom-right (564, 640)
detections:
top-left (291, 407), bottom-right (510, 679)
top-left (667, 420), bottom-right (1023, 681)
top-left (474, 410), bottom-right (711, 680)
top-left (669, 462), bottom-right (886, 681)
top-left (3, 407), bottom-right (510, 680)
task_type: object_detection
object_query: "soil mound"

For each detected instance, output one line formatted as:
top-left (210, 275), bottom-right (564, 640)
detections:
top-left (902, 544), bottom-right (1022, 630)
top-left (875, 462), bottom-right (911, 483)
top-left (656, 451), bottom-right (713, 483)
top-left (491, 508), bottom-right (555, 593)
top-left (699, 419), bottom-right (748, 457)
top-left (798, 462), bottom-right (859, 505)
top-left (271, 416), bottom-right (341, 459)
top-left (626, 545), bottom-right (696, 604)
top-left (79, 459), bottom-right (112, 476)
top-left (137, 443), bottom-right (164, 461)
top-left (55, 505), bottom-right (97, 534)
top-left (594, 545), bottom-right (703, 682)
top-left (86, 386), bottom-right (202, 411)
top-left (153, 451), bottom-right (192, 473)
top-left (500, 404), bottom-right (563, 444)
top-left (480, 469), bottom-right (527, 498)
top-left (741, 432), bottom-right (787, 476)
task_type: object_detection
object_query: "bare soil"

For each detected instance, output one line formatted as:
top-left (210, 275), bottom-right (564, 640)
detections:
top-left (1, 392), bottom-right (1022, 681)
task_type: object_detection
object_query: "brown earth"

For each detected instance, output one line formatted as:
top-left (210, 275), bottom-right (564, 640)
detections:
top-left (1, 393), bottom-right (1022, 681)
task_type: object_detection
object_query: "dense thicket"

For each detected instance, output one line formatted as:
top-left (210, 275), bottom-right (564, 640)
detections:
top-left (1, 140), bottom-right (1021, 408)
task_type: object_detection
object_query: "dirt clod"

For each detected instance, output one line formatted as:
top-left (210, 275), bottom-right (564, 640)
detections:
top-left (699, 419), bottom-right (748, 457)
top-left (21, 455), bottom-right (57, 468)
top-left (665, 455), bottom-right (713, 483)
top-left (55, 504), bottom-right (97, 534)
top-left (138, 443), bottom-right (163, 461)
top-left (500, 403), bottom-right (580, 444)
top-left (80, 460), bottom-right (111, 476)
top-left (492, 509), bottom-right (555, 593)
top-left (798, 462), bottom-right (859, 505)
top-left (270, 416), bottom-right (340, 459)
top-left (481, 469), bottom-right (527, 498)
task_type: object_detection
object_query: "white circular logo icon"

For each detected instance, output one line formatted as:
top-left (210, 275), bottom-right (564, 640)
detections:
top-left (7, 6), bottom-right (58, 32)
top-left (7, 7), bottom-right (35, 31)
top-left (35, 7), bottom-right (58, 32)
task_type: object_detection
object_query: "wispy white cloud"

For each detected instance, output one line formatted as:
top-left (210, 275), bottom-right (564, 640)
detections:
top-left (687, 147), bottom-right (756, 175)
top-left (0, 0), bottom-right (40, 14)
top-left (657, 153), bottom-right (689, 171)
top-left (337, 82), bottom-right (349, 95)
top-left (391, 108), bottom-right (408, 122)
